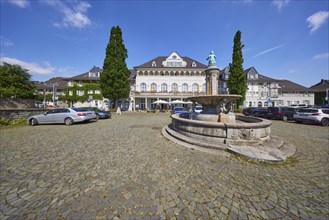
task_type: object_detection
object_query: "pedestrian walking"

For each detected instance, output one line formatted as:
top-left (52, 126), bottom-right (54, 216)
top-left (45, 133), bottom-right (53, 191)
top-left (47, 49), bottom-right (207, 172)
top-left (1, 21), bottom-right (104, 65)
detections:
top-left (116, 106), bottom-right (121, 115)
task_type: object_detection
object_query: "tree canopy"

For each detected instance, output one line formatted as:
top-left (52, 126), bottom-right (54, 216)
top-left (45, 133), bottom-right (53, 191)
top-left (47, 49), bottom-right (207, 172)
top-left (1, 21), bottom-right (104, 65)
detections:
top-left (228, 30), bottom-right (247, 108)
top-left (100, 26), bottom-right (130, 107)
top-left (0, 63), bottom-right (36, 98)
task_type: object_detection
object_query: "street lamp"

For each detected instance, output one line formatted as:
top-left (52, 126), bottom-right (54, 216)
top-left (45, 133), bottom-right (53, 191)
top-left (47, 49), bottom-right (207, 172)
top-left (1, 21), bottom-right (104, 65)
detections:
top-left (44, 82), bottom-right (58, 109)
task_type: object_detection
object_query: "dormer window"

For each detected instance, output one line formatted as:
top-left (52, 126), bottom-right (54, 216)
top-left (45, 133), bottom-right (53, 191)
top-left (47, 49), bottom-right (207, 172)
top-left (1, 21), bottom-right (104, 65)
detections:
top-left (152, 61), bottom-right (156, 67)
top-left (192, 61), bottom-right (197, 67)
top-left (162, 52), bottom-right (187, 67)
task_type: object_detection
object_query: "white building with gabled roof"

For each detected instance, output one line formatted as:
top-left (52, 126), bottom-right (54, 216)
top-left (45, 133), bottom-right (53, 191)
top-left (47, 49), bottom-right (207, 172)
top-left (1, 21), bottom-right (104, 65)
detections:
top-left (131, 51), bottom-right (207, 111)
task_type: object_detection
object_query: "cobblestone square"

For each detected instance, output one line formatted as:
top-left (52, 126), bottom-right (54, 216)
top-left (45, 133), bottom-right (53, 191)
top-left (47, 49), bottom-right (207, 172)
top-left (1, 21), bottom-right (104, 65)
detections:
top-left (1, 112), bottom-right (328, 219)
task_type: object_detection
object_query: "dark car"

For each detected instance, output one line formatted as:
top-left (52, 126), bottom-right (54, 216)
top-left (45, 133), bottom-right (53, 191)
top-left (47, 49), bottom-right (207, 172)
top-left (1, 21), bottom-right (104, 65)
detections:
top-left (266, 106), bottom-right (297, 121)
top-left (171, 107), bottom-right (189, 118)
top-left (83, 107), bottom-right (111, 119)
top-left (243, 107), bottom-right (267, 118)
top-left (171, 107), bottom-right (188, 114)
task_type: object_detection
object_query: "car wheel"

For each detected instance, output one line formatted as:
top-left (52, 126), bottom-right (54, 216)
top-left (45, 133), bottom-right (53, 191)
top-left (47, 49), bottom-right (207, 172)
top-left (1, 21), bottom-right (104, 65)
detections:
top-left (65, 117), bottom-right (73, 126)
top-left (30, 118), bottom-right (38, 126)
top-left (321, 118), bottom-right (329, 126)
top-left (282, 115), bottom-right (288, 122)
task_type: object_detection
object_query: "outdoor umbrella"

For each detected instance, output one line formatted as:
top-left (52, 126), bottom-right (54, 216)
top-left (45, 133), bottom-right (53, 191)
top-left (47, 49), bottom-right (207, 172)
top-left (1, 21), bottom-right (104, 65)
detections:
top-left (170, 100), bottom-right (185, 104)
top-left (152, 100), bottom-right (169, 104)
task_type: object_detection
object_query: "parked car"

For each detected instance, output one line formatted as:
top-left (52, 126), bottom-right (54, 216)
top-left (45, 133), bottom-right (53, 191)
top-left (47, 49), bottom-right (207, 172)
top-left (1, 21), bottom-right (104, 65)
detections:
top-left (243, 107), bottom-right (267, 118)
top-left (266, 106), bottom-right (297, 121)
top-left (82, 107), bottom-right (111, 119)
top-left (171, 107), bottom-right (188, 115)
top-left (194, 105), bottom-right (203, 113)
top-left (34, 101), bottom-right (45, 108)
top-left (27, 108), bottom-right (97, 126)
top-left (290, 104), bottom-right (307, 108)
top-left (293, 108), bottom-right (329, 126)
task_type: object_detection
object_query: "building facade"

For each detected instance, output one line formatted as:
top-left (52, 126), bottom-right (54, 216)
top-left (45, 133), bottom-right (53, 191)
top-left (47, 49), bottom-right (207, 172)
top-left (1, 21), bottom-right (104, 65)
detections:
top-left (64, 66), bottom-right (107, 109)
top-left (218, 67), bottom-right (314, 107)
top-left (131, 51), bottom-right (207, 111)
top-left (35, 52), bottom-right (316, 110)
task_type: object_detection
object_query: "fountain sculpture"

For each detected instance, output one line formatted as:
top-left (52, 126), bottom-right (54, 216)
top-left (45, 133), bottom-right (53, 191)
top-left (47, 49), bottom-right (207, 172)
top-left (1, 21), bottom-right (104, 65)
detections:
top-left (162, 51), bottom-right (296, 162)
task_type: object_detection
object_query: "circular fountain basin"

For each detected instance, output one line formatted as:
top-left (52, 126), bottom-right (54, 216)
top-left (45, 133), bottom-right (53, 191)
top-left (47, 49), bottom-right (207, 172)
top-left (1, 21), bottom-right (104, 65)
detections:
top-left (169, 114), bottom-right (271, 148)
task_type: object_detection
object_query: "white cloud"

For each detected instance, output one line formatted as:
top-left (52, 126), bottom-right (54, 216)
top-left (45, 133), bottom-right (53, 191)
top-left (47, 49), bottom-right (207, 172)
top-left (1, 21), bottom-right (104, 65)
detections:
top-left (272, 0), bottom-right (290, 12)
top-left (252, 44), bottom-right (285, 58)
top-left (8, 0), bottom-right (30, 8)
top-left (43, 0), bottom-right (92, 28)
top-left (0, 56), bottom-right (55, 75)
top-left (0, 36), bottom-right (14, 47)
top-left (307, 11), bottom-right (329, 33)
top-left (313, 52), bottom-right (329, 60)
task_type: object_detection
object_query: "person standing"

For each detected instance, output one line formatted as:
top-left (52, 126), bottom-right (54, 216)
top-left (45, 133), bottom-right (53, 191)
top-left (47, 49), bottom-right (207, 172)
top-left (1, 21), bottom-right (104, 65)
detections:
top-left (116, 106), bottom-right (121, 115)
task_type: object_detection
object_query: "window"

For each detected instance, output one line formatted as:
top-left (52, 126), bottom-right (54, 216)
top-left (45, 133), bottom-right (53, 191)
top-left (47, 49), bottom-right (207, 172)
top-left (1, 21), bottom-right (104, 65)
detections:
top-left (140, 83), bottom-right (147, 92)
top-left (69, 90), bottom-right (73, 96)
top-left (90, 72), bottom-right (99, 77)
top-left (151, 83), bottom-right (157, 92)
top-left (192, 83), bottom-right (198, 92)
top-left (88, 90), bottom-right (93, 94)
top-left (78, 90), bottom-right (84, 96)
top-left (152, 61), bottom-right (156, 67)
top-left (78, 81), bottom-right (82, 87)
top-left (182, 83), bottom-right (188, 93)
top-left (68, 81), bottom-right (73, 87)
top-left (161, 83), bottom-right (168, 92)
top-left (94, 90), bottom-right (101, 94)
top-left (171, 83), bottom-right (178, 92)
top-left (192, 61), bottom-right (197, 67)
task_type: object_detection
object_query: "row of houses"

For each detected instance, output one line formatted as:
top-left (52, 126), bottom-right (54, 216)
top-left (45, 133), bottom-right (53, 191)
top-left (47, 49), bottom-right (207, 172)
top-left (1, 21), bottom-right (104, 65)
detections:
top-left (35, 51), bottom-right (329, 110)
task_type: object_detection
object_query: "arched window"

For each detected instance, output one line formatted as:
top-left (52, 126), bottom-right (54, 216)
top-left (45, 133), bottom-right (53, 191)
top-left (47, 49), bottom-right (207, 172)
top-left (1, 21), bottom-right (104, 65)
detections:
top-left (171, 83), bottom-right (178, 92)
top-left (151, 83), bottom-right (157, 92)
top-left (161, 83), bottom-right (168, 92)
top-left (192, 83), bottom-right (198, 92)
top-left (182, 83), bottom-right (188, 93)
top-left (140, 83), bottom-right (147, 92)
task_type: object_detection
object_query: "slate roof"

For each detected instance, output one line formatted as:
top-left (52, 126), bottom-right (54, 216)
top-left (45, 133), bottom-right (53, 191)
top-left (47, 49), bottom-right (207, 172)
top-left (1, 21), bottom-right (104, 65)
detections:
top-left (128, 69), bottom-right (136, 82)
top-left (244, 67), bottom-right (277, 83)
top-left (64, 66), bottom-right (102, 81)
top-left (277, 80), bottom-right (309, 92)
top-left (134, 55), bottom-right (207, 69)
top-left (35, 77), bottom-right (67, 90)
top-left (309, 79), bottom-right (329, 92)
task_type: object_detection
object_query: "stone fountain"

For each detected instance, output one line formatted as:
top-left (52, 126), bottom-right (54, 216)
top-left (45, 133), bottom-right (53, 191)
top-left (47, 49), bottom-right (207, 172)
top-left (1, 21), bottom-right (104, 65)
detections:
top-left (162, 51), bottom-right (296, 162)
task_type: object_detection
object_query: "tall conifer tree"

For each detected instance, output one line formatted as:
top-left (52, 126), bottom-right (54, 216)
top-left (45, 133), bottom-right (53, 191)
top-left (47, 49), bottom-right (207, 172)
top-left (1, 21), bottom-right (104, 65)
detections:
top-left (228, 30), bottom-right (247, 109)
top-left (101, 26), bottom-right (130, 108)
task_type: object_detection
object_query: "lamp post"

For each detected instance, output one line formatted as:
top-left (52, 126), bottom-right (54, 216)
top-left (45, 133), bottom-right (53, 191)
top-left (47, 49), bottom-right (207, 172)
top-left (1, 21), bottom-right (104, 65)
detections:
top-left (44, 82), bottom-right (58, 109)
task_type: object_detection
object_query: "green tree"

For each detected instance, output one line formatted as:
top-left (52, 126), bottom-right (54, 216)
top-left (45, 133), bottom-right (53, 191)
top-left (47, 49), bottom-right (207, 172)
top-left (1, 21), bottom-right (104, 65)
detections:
top-left (101, 26), bottom-right (130, 107)
top-left (0, 63), bottom-right (36, 98)
top-left (228, 30), bottom-right (247, 108)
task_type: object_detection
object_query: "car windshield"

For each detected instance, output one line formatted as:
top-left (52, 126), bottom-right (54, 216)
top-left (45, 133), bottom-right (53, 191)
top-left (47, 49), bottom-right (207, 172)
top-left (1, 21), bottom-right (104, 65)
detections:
top-left (298, 108), bottom-right (318, 113)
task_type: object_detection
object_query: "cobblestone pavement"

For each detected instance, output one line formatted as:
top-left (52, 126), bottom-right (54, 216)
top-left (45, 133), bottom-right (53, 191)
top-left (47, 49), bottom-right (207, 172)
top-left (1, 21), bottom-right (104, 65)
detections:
top-left (1, 112), bottom-right (328, 220)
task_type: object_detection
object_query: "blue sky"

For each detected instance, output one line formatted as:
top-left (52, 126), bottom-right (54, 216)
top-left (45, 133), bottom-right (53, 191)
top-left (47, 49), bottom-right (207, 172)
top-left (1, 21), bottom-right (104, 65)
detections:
top-left (1, 0), bottom-right (328, 87)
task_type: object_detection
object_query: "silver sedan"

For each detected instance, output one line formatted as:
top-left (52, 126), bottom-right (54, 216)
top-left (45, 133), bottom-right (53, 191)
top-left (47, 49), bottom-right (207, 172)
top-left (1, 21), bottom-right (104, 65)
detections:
top-left (27, 108), bottom-right (97, 126)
